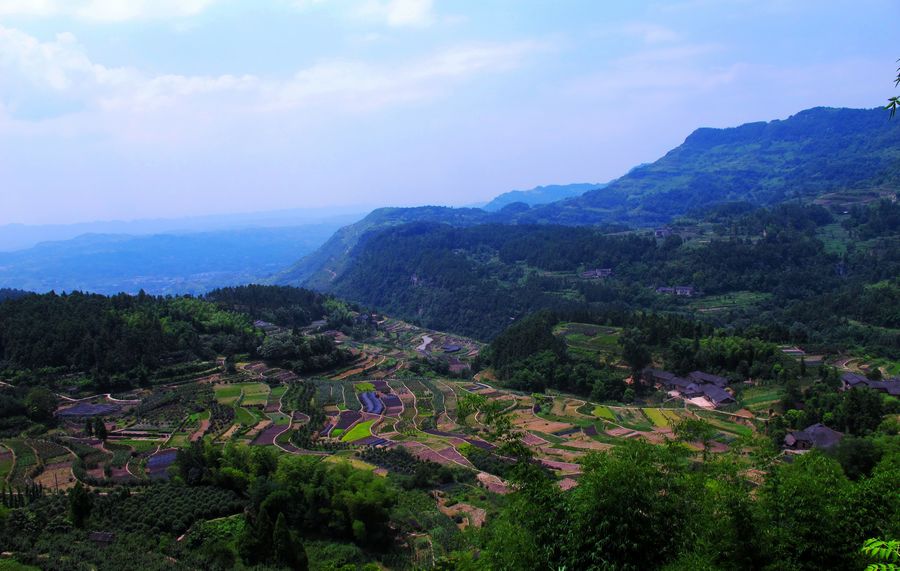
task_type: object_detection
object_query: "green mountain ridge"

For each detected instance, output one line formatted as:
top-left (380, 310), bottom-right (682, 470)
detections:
top-left (272, 206), bottom-right (496, 289)
top-left (524, 106), bottom-right (900, 225)
top-left (277, 106), bottom-right (900, 291)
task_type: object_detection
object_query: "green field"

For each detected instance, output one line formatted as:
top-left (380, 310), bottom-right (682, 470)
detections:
top-left (341, 420), bottom-right (376, 443)
top-left (213, 384), bottom-right (243, 404)
top-left (592, 405), bottom-right (617, 421)
top-left (689, 291), bottom-right (772, 312)
top-left (215, 382), bottom-right (270, 406)
top-left (234, 406), bottom-right (257, 426)
top-left (742, 386), bottom-right (784, 413)
top-left (554, 323), bottom-right (622, 362)
top-left (238, 383), bottom-right (270, 406)
top-left (115, 439), bottom-right (160, 453)
top-left (353, 382), bottom-right (376, 393)
top-left (644, 408), bottom-right (670, 428)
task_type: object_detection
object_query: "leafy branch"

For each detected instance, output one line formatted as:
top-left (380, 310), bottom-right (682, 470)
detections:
top-left (862, 538), bottom-right (900, 571)
top-left (887, 59), bottom-right (900, 118)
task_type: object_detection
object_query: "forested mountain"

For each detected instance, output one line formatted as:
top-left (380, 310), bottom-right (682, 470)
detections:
top-left (273, 206), bottom-right (495, 289)
top-left (482, 182), bottom-right (606, 211)
top-left (0, 223), bottom-right (347, 295)
top-left (324, 200), bottom-right (900, 354)
top-left (278, 107), bottom-right (900, 290)
top-left (526, 107), bottom-right (900, 225)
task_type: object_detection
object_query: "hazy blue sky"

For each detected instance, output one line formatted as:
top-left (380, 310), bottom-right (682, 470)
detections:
top-left (0, 0), bottom-right (896, 225)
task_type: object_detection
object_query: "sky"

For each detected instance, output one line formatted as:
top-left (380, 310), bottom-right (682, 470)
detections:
top-left (0, 0), bottom-right (897, 225)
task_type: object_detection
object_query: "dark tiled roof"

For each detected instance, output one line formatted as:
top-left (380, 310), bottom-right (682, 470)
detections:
top-left (842, 372), bottom-right (868, 386)
top-left (689, 371), bottom-right (729, 387)
top-left (644, 368), bottom-right (676, 381)
top-left (787, 423), bottom-right (844, 449)
top-left (701, 384), bottom-right (734, 405)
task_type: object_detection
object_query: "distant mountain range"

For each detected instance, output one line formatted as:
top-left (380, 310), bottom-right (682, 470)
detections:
top-left (0, 206), bottom-right (368, 252)
top-left (4, 106), bottom-right (896, 299)
top-left (482, 182), bottom-right (606, 211)
top-left (0, 223), bottom-right (351, 295)
top-left (277, 106), bottom-right (900, 292)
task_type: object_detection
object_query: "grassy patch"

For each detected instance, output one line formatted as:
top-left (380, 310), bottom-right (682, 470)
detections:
top-left (353, 382), bottom-right (376, 393)
top-left (234, 406), bottom-right (256, 426)
top-left (688, 291), bottom-right (772, 312)
top-left (742, 386), bottom-right (783, 413)
top-left (115, 439), bottom-right (160, 453)
top-left (340, 420), bottom-right (376, 443)
top-left (213, 384), bottom-right (242, 405)
top-left (592, 405), bottom-right (617, 421)
top-left (643, 408), bottom-right (670, 428)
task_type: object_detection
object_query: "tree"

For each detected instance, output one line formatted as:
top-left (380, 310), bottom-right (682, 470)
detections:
top-left (84, 418), bottom-right (94, 436)
top-left (674, 417), bottom-right (717, 462)
top-left (93, 417), bottom-right (108, 441)
top-left (68, 482), bottom-right (93, 528)
top-left (273, 512), bottom-right (307, 570)
top-left (24, 387), bottom-right (56, 422)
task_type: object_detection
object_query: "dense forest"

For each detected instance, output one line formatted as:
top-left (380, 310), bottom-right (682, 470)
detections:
top-left (327, 200), bottom-right (900, 360)
top-left (0, 286), bottom-right (355, 395)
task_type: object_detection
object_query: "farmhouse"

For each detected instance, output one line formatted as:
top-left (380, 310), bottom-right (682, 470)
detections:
top-left (840, 372), bottom-right (900, 396)
top-left (643, 367), bottom-right (734, 408)
top-left (655, 285), bottom-right (696, 296)
top-left (702, 384), bottom-right (735, 407)
top-left (688, 371), bottom-right (729, 388)
top-left (654, 226), bottom-right (673, 238)
top-left (581, 268), bottom-right (613, 279)
top-left (784, 423), bottom-right (843, 451)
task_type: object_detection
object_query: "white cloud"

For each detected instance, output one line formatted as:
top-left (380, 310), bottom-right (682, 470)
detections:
top-left (0, 24), bottom-right (542, 119)
top-left (0, 0), bottom-right (217, 21)
top-left (621, 23), bottom-right (680, 44)
top-left (356, 0), bottom-right (435, 27)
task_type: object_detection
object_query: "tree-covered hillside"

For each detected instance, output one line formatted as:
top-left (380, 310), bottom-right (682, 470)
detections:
top-left (527, 107), bottom-right (900, 225)
top-left (326, 200), bottom-right (900, 357)
top-left (274, 206), bottom-right (495, 290)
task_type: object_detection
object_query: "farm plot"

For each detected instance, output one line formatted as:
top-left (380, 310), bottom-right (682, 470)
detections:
top-left (57, 402), bottom-right (120, 418)
top-left (146, 449), bottom-right (178, 480)
top-left (513, 409), bottom-right (575, 435)
top-left (741, 386), bottom-right (784, 414)
top-left (644, 409), bottom-right (672, 428)
top-left (358, 391), bottom-right (385, 414)
top-left (34, 461), bottom-right (76, 491)
top-left (341, 420), bottom-right (376, 443)
top-left (30, 440), bottom-right (72, 464)
top-left (213, 384), bottom-right (242, 405)
top-left (0, 446), bottom-right (12, 482)
top-left (593, 405), bottom-right (617, 421)
top-left (5, 439), bottom-right (36, 486)
top-left (251, 424), bottom-right (285, 446)
top-left (614, 408), bottom-right (654, 431)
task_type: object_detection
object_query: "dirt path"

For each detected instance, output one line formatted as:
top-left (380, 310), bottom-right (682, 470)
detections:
top-left (416, 335), bottom-right (433, 352)
top-left (189, 419), bottom-right (211, 442)
top-left (273, 385), bottom-right (298, 454)
top-left (4, 442), bottom-right (16, 485)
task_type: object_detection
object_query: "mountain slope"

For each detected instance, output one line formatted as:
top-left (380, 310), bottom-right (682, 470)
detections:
top-left (526, 107), bottom-right (900, 225)
top-left (273, 206), bottom-right (495, 289)
top-left (482, 182), bottom-right (605, 211)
